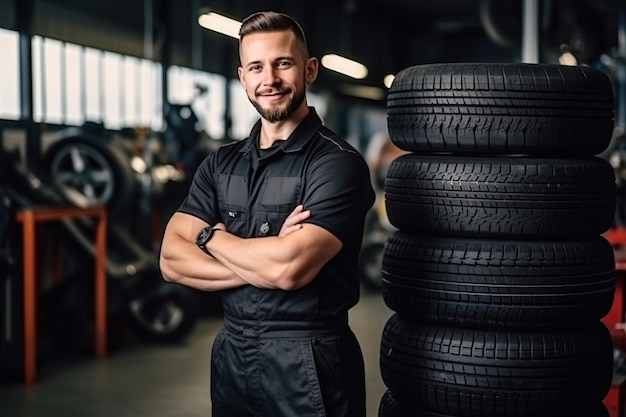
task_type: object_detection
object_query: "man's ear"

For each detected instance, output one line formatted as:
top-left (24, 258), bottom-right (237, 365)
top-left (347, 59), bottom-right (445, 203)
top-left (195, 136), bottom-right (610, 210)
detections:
top-left (237, 66), bottom-right (245, 88)
top-left (305, 57), bottom-right (319, 85)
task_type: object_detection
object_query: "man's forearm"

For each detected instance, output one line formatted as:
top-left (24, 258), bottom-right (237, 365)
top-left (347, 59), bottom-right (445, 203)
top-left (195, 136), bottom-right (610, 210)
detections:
top-left (160, 236), bottom-right (248, 292)
top-left (209, 234), bottom-right (294, 290)
top-left (206, 224), bottom-right (339, 291)
top-left (160, 206), bottom-right (318, 291)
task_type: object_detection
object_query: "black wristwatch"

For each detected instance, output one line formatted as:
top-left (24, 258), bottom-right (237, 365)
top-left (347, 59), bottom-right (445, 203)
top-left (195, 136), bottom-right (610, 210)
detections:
top-left (196, 226), bottom-right (221, 256)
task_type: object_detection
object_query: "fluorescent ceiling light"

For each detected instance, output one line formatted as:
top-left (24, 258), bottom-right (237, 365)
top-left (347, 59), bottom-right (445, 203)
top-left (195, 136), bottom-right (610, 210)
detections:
top-left (321, 54), bottom-right (368, 79)
top-left (198, 12), bottom-right (241, 39)
top-left (338, 84), bottom-right (386, 101)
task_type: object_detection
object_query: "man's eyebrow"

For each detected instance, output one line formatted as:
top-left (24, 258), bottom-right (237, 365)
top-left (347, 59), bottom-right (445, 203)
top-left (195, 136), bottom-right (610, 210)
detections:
top-left (244, 56), bottom-right (295, 67)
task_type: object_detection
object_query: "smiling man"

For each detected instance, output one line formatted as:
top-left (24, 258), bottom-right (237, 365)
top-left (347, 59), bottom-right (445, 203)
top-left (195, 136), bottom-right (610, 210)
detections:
top-left (159, 11), bottom-right (375, 417)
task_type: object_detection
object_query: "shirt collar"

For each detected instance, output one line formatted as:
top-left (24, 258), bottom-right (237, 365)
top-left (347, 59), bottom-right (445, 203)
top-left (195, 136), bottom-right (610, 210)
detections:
top-left (239, 107), bottom-right (323, 157)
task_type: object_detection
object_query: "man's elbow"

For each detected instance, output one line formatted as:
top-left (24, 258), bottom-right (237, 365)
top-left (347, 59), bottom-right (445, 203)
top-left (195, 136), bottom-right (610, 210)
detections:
top-left (159, 256), bottom-right (179, 283)
top-left (268, 266), bottom-right (316, 291)
top-left (274, 278), bottom-right (303, 291)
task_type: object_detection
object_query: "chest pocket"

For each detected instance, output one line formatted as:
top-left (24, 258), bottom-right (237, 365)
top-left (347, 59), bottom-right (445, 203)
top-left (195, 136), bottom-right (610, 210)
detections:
top-left (258, 176), bottom-right (301, 237)
top-left (217, 174), bottom-right (247, 235)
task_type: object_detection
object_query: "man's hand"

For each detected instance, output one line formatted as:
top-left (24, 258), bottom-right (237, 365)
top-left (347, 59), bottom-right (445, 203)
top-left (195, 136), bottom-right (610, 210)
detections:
top-left (279, 204), bottom-right (310, 236)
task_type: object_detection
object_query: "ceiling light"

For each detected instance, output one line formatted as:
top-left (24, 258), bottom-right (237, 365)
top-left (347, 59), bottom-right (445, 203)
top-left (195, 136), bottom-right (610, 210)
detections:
top-left (198, 12), bottom-right (241, 39)
top-left (338, 84), bottom-right (385, 101)
top-left (321, 54), bottom-right (368, 79)
top-left (383, 74), bottom-right (395, 88)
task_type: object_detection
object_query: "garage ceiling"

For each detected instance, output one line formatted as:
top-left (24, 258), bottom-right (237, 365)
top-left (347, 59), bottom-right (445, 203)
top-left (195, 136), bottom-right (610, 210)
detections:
top-left (188, 0), bottom-right (623, 97)
top-left (2, 0), bottom-right (624, 100)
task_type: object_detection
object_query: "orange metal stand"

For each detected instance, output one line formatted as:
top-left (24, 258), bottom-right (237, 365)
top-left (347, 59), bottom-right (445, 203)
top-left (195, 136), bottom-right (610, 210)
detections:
top-left (15, 206), bottom-right (107, 385)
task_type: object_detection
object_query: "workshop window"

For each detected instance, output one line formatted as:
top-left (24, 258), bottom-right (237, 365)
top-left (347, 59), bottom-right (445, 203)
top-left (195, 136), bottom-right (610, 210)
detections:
top-left (32, 35), bottom-right (163, 131)
top-left (0, 28), bottom-right (20, 120)
top-left (0, 29), bottom-right (289, 142)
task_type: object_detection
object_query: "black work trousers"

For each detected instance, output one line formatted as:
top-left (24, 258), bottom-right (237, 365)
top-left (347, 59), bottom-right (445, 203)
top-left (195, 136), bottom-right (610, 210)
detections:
top-left (210, 317), bottom-right (366, 417)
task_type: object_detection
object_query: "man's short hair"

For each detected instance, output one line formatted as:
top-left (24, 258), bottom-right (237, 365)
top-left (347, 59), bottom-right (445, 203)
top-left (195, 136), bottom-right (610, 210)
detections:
top-left (239, 11), bottom-right (310, 58)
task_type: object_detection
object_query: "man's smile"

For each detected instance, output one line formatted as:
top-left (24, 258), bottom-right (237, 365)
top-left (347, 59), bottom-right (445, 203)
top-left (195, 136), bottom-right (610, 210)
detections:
top-left (258, 87), bottom-right (290, 100)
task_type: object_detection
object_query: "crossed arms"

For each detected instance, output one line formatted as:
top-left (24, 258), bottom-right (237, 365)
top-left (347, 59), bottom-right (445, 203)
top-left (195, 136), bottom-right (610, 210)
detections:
top-left (159, 205), bottom-right (343, 292)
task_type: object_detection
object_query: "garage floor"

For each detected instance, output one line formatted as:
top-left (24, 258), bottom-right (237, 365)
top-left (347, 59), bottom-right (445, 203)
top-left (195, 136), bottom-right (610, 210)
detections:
top-left (0, 290), bottom-right (392, 417)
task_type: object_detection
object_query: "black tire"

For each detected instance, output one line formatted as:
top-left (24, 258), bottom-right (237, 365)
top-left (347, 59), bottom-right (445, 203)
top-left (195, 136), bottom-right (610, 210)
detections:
top-left (380, 315), bottom-right (613, 417)
top-left (378, 389), bottom-right (609, 417)
top-left (379, 389), bottom-right (448, 417)
top-left (44, 129), bottom-right (136, 216)
top-left (387, 63), bottom-right (615, 156)
top-left (127, 282), bottom-right (198, 343)
top-left (384, 154), bottom-right (616, 238)
top-left (381, 232), bottom-right (615, 328)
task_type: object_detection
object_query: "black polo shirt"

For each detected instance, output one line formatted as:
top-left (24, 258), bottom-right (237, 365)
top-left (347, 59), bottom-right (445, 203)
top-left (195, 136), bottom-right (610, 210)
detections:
top-left (177, 108), bottom-right (375, 323)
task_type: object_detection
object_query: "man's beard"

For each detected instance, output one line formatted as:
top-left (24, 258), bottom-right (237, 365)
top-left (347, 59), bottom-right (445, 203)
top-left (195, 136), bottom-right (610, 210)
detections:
top-left (249, 87), bottom-right (306, 123)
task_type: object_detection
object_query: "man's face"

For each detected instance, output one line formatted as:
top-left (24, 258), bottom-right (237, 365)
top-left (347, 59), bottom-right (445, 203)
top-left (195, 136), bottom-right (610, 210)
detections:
top-left (238, 30), bottom-right (317, 123)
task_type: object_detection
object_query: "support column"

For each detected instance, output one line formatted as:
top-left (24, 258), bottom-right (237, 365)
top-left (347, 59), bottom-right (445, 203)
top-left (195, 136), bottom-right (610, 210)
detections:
top-left (521, 0), bottom-right (540, 64)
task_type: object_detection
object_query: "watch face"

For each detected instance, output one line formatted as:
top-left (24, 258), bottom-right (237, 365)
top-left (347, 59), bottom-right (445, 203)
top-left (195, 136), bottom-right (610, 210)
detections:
top-left (197, 227), bottom-right (211, 245)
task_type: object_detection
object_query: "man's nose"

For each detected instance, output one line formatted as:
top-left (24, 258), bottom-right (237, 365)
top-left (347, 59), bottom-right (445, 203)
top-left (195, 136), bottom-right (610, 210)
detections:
top-left (262, 67), bottom-right (279, 84)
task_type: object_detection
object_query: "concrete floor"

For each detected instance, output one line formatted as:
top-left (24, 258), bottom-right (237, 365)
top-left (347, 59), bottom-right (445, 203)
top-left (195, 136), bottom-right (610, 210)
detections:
top-left (0, 290), bottom-right (392, 417)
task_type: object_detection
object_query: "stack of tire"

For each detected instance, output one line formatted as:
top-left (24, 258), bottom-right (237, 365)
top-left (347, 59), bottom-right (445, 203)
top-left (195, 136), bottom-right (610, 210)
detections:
top-left (377, 63), bottom-right (617, 417)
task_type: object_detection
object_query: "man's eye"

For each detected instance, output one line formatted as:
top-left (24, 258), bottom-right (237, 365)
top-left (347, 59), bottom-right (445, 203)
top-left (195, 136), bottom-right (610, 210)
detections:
top-left (277, 61), bottom-right (291, 68)
top-left (250, 65), bottom-right (262, 71)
